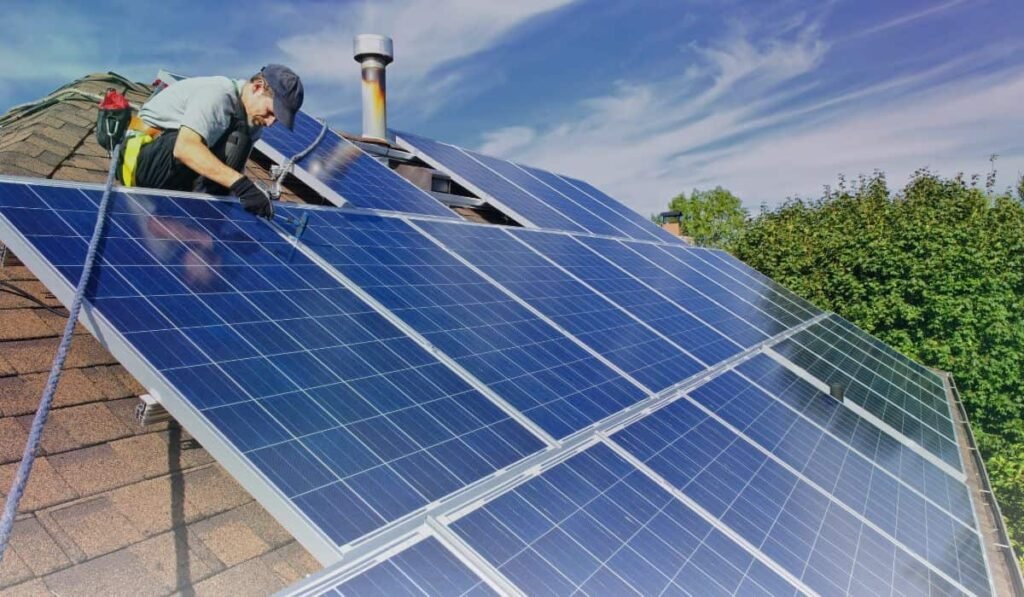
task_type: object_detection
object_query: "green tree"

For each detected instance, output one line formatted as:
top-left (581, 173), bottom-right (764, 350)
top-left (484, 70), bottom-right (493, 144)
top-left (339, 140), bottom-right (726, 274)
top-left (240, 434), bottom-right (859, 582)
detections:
top-left (730, 170), bottom-right (1024, 568)
top-left (667, 186), bottom-right (748, 248)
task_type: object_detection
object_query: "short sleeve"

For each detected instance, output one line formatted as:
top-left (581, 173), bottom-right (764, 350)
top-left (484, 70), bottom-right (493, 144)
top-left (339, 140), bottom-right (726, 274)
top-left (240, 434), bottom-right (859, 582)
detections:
top-left (180, 85), bottom-right (234, 144)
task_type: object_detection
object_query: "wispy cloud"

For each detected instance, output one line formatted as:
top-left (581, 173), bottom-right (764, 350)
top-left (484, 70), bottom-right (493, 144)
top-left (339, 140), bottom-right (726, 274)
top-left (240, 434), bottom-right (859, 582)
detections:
top-left (276, 0), bottom-right (577, 117)
top-left (845, 0), bottom-right (972, 40)
top-left (476, 21), bottom-right (1024, 215)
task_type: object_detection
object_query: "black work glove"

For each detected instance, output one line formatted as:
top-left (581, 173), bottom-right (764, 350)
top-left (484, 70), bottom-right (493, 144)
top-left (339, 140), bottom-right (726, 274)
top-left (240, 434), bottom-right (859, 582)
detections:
top-left (230, 176), bottom-right (274, 219)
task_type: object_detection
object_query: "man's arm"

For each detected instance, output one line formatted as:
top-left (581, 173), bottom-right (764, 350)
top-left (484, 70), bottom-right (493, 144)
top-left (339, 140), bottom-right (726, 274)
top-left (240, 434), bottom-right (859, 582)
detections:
top-left (172, 126), bottom-right (244, 189)
top-left (172, 126), bottom-right (273, 218)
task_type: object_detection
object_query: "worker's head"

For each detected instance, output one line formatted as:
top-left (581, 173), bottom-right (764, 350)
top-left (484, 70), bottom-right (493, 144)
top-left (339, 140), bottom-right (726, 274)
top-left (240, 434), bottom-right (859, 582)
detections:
top-left (244, 64), bottom-right (304, 130)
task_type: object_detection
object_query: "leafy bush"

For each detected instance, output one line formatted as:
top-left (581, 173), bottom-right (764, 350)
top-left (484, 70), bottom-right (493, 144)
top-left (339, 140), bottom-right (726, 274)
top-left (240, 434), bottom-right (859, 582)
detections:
top-left (729, 170), bottom-right (1024, 568)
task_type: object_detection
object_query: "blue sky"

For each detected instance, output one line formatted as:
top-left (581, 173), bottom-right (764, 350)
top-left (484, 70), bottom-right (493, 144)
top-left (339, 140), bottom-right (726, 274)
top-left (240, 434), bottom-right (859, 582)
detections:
top-left (2, 0), bottom-right (1023, 215)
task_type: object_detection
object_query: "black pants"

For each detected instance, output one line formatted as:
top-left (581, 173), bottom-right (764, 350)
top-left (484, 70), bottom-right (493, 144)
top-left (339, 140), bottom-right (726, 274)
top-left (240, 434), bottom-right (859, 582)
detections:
top-left (124, 125), bottom-right (252, 195)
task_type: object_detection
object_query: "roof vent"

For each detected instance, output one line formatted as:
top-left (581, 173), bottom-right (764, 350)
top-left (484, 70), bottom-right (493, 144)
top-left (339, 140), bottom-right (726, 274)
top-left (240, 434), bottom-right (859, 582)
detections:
top-left (353, 34), bottom-right (394, 142)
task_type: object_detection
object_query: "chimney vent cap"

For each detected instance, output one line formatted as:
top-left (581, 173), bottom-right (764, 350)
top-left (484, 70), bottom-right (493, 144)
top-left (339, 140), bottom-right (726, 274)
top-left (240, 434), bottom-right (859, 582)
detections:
top-left (353, 34), bottom-right (394, 64)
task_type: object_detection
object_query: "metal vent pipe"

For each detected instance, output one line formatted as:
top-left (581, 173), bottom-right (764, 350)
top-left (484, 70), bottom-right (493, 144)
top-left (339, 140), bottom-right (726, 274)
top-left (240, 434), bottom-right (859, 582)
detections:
top-left (353, 34), bottom-right (393, 141)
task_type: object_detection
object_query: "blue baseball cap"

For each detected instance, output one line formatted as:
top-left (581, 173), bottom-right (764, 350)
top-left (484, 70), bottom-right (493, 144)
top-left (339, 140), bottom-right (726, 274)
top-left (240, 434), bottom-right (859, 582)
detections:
top-left (261, 64), bottom-right (304, 130)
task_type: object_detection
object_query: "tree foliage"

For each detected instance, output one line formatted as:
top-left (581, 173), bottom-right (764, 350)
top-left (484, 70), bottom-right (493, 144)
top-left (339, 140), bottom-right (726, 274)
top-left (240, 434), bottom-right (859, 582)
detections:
top-left (667, 186), bottom-right (748, 248)
top-left (729, 170), bottom-right (1024, 568)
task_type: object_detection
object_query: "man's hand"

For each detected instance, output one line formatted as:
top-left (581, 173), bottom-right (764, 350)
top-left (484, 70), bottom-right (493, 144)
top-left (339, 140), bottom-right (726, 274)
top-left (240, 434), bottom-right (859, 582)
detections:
top-left (230, 177), bottom-right (274, 219)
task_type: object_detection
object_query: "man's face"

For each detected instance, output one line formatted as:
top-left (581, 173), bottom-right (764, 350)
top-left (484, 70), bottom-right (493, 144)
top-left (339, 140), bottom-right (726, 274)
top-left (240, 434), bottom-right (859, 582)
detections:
top-left (244, 80), bottom-right (277, 128)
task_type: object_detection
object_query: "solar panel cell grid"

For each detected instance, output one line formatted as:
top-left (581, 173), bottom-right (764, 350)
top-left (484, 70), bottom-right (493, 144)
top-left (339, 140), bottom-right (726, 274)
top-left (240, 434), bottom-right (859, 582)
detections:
top-left (695, 248), bottom-right (821, 320)
top-left (327, 537), bottom-right (495, 596)
top-left (414, 219), bottom-right (705, 393)
top-left (578, 236), bottom-right (770, 349)
top-left (511, 229), bottom-right (743, 366)
top-left (612, 392), bottom-right (988, 595)
top-left (736, 354), bottom-right (977, 526)
top-left (661, 245), bottom-right (806, 329)
top-left (689, 370), bottom-right (983, 560)
top-left (451, 443), bottom-right (800, 596)
top-left (622, 241), bottom-right (791, 338)
top-left (772, 329), bottom-right (962, 470)
top-left (275, 206), bottom-right (645, 439)
top-left (558, 175), bottom-right (685, 244)
top-left (0, 181), bottom-right (544, 549)
top-left (520, 165), bottom-right (663, 241)
top-left (396, 131), bottom-right (586, 232)
top-left (259, 112), bottom-right (456, 218)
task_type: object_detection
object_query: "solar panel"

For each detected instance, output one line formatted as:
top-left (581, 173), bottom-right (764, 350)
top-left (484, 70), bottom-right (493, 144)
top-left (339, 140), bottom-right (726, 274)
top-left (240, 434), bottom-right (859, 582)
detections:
top-left (0, 179), bottom-right (543, 558)
top-left (772, 320), bottom-right (962, 472)
top-left (558, 174), bottom-right (687, 244)
top-left (459, 153), bottom-right (626, 238)
top-left (736, 354), bottom-right (976, 526)
top-left (299, 535), bottom-right (496, 596)
top-left (518, 164), bottom-right (664, 241)
top-left (510, 229), bottom-right (743, 365)
top-left (450, 443), bottom-right (802, 596)
top-left (271, 207), bottom-right (646, 439)
top-left (413, 220), bottom-right (706, 393)
top-left (694, 248), bottom-right (821, 319)
top-left (612, 372), bottom-right (990, 595)
top-left (576, 236), bottom-right (770, 348)
top-left (1, 169), bottom-right (997, 595)
top-left (257, 112), bottom-right (457, 218)
top-left (396, 131), bottom-right (586, 232)
top-left (621, 241), bottom-right (794, 338)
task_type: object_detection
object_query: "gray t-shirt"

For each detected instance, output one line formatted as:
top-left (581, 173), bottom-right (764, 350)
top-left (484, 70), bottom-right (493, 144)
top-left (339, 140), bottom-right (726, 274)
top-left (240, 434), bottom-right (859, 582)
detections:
top-left (139, 76), bottom-right (260, 146)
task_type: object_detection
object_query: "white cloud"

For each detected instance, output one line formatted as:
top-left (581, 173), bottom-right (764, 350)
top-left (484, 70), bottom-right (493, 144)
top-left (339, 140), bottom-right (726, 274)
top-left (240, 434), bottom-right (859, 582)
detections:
top-left (477, 26), bottom-right (1024, 216)
top-left (276, 0), bottom-right (577, 116)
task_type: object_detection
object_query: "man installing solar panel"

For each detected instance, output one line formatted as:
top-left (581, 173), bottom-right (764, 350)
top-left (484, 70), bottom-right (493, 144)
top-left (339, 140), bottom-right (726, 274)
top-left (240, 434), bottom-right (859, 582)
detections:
top-left (115, 65), bottom-right (304, 220)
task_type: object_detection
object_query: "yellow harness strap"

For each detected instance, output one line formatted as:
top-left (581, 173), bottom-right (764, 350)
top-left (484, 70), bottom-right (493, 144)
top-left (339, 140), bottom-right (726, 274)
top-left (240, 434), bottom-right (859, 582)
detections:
top-left (121, 132), bottom-right (154, 187)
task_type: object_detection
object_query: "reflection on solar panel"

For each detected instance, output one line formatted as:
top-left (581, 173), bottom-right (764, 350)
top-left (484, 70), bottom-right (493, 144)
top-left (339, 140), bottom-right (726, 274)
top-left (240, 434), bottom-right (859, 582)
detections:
top-left (1, 172), bottom-right (995, 595)
top-left (413, 220), bottom-right (705, 392)
top-left (772, 315), bottom-right (962, 471)
top-left (258, 112), bottom-right (456, 218)
top-left (736, 354), bottom-right (976, 526)
top-left (576, 236), bottom-right (770, 348)
top-left (273, 207), bottom-right (646, 439)
top-left (560, 174), bottom-right (686, 244)
top-left (612, 371), bottom-right (990, 595)
top-left (697, 248), bottom-right (821, 319)
top-left (396, 131), bottom-right (678, 242)
top-left (623, 241), bottom-right (793, 338)
top-left (519, 164), bottom-right (663, 241)
top-left (311, 536), bottom-right (496, 596)
top-left (0, 179), bottom-right (542, 556)
top-left (511, 229), bottom-right (742, 365)
top-left (396, 131), bottom-right (585, 232)
top-left (451, 443), bottom-right (801, 596)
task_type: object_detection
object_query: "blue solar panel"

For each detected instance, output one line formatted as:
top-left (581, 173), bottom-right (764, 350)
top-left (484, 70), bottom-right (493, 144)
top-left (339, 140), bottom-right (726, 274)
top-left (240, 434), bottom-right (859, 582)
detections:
top-left (559, 175), bottom-right (686, 244)
top-left (826, 313), bottom-right (947, 393)
top-left (257, 112), bottom-right (456, 218)
top-left (622, 241), bottom-right (792, 338)
top-left (575, 236), bottom-right (770, 348)
top-left (459, 153), bottom-right (625, 238)
top-left (613, 388), bottom-right (989, 595)
top-left (414, 220), bottom-right (705, 392)
top-left (773, 327), bottom-right (962, 470)
top-left (519, 164), bottom-right (664, 241)
top-left (695, 249), bottom-right (821, 319)
top-left (451, 443), bottom-right (800, 596)
top-left (396, 131), bottom-right (586, 232)
top-left (736, 354), bottom-right (976, 526)
top-left (690, 370), bottom-right (982, 559)
top-left (0, 180), bottom-right (543, 551)
top-left (511, 229), bottom-right (743, 366)
top-left (323, 536), bottom-right (495, 596)
top-left (660, 245), bottom-right (808, 328)
top-left (273, 206), bottom-right (646, 439)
